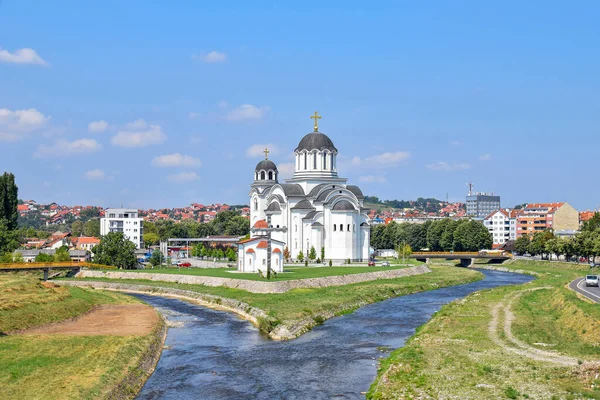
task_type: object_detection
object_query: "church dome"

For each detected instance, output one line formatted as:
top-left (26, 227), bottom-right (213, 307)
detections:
top-left (295, 131), bottom-right (337, 153)
top-left (332, 200), bottom-right (356, 211)
top-left (255, 159), bottom-right (277, 172)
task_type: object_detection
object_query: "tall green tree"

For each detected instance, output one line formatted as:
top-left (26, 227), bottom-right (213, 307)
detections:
top-left (0, 172), bottom-right (19, 231)
top-left (514, 236), bottom-right (530, 255)
top-left (54, 245), bottom-right (71, 262)
top-left (0, 219), bottom-right (19, 255)
top-left (582, 212), bottom-right (600, 232)
top-left (83, 219), bottom-right (101, 237)
top-left (452, 220), bottom-right (492, 251)
top-left (149, 250), bottom-right (163, 267)
top-left (309, 246), bottom-right (317, 261)
top-left (93, 232), bottom-right (137, 269)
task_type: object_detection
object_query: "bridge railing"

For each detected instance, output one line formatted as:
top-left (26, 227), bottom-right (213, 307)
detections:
top-left (0, 262), bottom-right (116, 270)
top-left (411, 251), bottom-right (481, 256)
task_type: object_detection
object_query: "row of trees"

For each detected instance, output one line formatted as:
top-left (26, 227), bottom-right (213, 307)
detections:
top-left (371, 219), bottom-right (493, 252)
top-left (143, 211), bottom-right (250, 246)
top-left (190, 243), bottom-right (237, 261)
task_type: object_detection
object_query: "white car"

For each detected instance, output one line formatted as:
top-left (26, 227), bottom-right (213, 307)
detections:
top-left (585, 275), bottom-right (599, 287)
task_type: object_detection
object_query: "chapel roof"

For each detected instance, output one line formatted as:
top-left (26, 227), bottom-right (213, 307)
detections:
top-left (291, 199), bottom-right (315, 210)
top-left (295, 131), bottom-right (337, 153)
top-left (279, 184), bottom-right (305, 197)
top-left (255, 159), bottom-right (277, 172)
top-left (332, 200), bottom-right (356, 211)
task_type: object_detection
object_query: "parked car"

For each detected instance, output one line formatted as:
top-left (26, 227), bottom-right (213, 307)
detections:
top-left (177, 261), bottom-right (192, 267)
top-left (585, 275), bottom-right (599, 287)
top-left (368, 260), bottom-right (376, 266)
top-left (381, 261), bottom-right (390, 267)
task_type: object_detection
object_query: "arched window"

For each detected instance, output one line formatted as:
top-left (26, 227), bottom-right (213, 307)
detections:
top-left (313, 152), bottom-right (317, 169)
top-left (340, 224), bottom-right (343, 232)
top-left (330, 154), bottom-right (334, 170)
top-left (260, 171), bottom-right (265, 180)
top-left (249, 258), bottom-right (252, 266)
top-left (294, 240), bottom-right (297, 249)
top-left (268, 171), bottom-right (273, 180)
top-left (295, 224), bottom-right (297, 232)
top-left (333, 224), bottom-right (336, 232)
top-left (323, 153), bottom-right (327, 169)
top-left (254, 199), bottom-right (258, 210)
top-left (275, 258), bottom-right (279, 266)
top-left (304, 153), bottom-right (307, 169)
top-left (347, 224), bottom-right (350, 232)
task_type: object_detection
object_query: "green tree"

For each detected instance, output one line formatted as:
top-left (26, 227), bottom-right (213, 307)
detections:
top-left (321, 246), bottom-right (325, 261)
top-left (582, 212), bottom-right (600, 232)
top-left (226, 247), bottom-right (237, 261)
top-left (309, 246), bottom-right (317, 261)
top-left (224, 215), bottom-right (250, 236)
top-left (54, 245), bottom-right (71, 262)
top-left (93, 232), bottom-right (137, 269)
top-left (83, 219), bottom-right (101, 237)
top-left (440, 220), bottom-right (459, 251)
top-left (0, 219), bottom-right (19, 255)
top-left (426, 219), bottom-right (451, 251)
top-left (297, 251), bottom-right (304, 262)
top-left (71, 220), bottom-right (84, 237)
top-left (0, 252), bottom-right (13, 263)
top-left (545, 237), bottom-right (561, 260)
top-left (143, 232), bottom-right (160, 246)
top-left (149, 250), bottom-right (163, 267)
top-left (0, 172), bottom-right (19, 230)
top-left (529, 231), bottom-right (554, 258)
top-left (35, 253), bottom-right (55, 262)
top-left (396, 243), bottom-right (412, 260)
top-left (12, 251), bottom-right (24, 263)
top-left (216, 248), bottom-right (225, 259)
top-left (452, 220), bottom-right (492, 251)
top-left (514, 236), bottom-right (530, 255)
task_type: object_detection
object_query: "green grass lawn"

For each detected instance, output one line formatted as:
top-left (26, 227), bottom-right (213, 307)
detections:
top-left (0, 273), bottom-right (161, 400)
top-left (73, 265), bottom-right (480, 329)
top-left (368, 260), bottom-right (600, 399)
top-left (116, 263), bottom-right (420, 281)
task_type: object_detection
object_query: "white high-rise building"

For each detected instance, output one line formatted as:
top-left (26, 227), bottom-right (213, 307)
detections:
top-left (483, 208), bottom-right (518, 247)
top-left (100, 208), bottom-right (144, 249)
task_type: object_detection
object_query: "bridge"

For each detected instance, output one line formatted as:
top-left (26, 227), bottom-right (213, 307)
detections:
top-left (410, 252), bottom-right (512, 267)
top-left (0, 262), bottom-right (114, 280)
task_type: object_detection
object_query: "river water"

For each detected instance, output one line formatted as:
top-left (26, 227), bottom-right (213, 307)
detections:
top-left (133, 269), bottom-right (532, 400)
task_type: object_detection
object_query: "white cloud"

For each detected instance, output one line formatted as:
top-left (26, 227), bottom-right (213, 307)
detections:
top-left (84, 169), bottom-right (105, 180)
top-left (246, 143), bottom-right (280, 158)
top-left (359, 175), bottom-right (387, 183)
top-left (479, 153), bottom-right (492, 161)
top-left (152, 153), bottom-right (201, 168)
top-left (167, 172), bottom-right (200, 183)
top-left (277, 162), bottom-right (295, 179)
top-left (111, 119), bottom-right (166, 147)
top-left (0, 108), bottom-right (50, 141)
top-left (34, 138), bottom-right (102, 158)
top-left (198, 51), bottom-right (227, 63)
top-left (0, 47), bottom-right (49, 66)
top-left (188, 112), bottom-right (200, 120)
top-left (88, 120), bottom-right (108, 133)
top-left (227, 104), bottom-right (270, 122)
top-left (426, 161), bottom-right (471, 171)
top-left (347, 151), bottom-right (411, 169)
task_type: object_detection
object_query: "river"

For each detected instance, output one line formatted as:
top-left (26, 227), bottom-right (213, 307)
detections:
top-left (133, 269), bottom-right (533, 400)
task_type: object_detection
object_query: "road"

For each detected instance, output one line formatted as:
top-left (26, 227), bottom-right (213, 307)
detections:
top-left (569, 277), bottom-right (600, 303)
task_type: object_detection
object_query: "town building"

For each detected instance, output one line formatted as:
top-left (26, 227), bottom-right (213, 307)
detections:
top-left (238, 112), bottom-right (371, 272)
top-left (100, 208), bottom-right (144, 248)
top-left (466, 191), bottom-right (501, 219)
top-left (516, 202), bottom-right (579, 237)
top-left (71, 236), bottom-right (101, 252)
top-left (484, 208), bottom-right (518, 247)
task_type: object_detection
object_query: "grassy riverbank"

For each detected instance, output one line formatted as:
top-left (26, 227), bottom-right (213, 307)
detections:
top-left (69, 265), bottom-right (481, 333)
top-left (105, 262), bottom-right (422, 281)
top-left (0, 273), bottom-right (163, 400)
top-left (368, 260), bottom-right (600, 399)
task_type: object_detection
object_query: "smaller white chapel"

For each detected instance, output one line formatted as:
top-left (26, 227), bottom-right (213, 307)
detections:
top-left (237, 112), bottom-right (371, 273)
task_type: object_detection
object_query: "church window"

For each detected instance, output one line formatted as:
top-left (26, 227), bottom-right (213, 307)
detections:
top-left (268, 171), bottom-right (273, 180)
top-left (254, 199), bottom-right (258, 210)
top-left (295, 224), bottom-right (297, 232)
top-left (348, 224), bottom-right (350, 232)
top-left (313, 152), bottom-right (317, 169)
top-left (330, 154), bottom-right (334, 170)
top-left (340, 224), bottom-right (343, 232)
top-left (294, 240), bottom-right (297, 249)
top-left (262, 259), bottom-right (266, 266)
top-left (249, 258), bottom-right (252, 266)
top-left (304, 153), bottom-right (307, 169)
top-left (275, 258), bottom-right (279, 266)
top-left (323, 153), bottom-right (327, 169)
top-left (333, 224), bottom-right (336, 232)
top-left (260, 171), bottom-right (265, 180)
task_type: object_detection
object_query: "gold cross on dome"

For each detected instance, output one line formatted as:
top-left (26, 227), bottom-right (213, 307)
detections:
top-left (263, 148), bottom-right (269, 160)
top-left (310, 111), bottom-right (322, 132)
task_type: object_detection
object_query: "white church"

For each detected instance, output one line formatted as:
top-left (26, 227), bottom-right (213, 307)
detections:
top-left (237, 112), bottom-right (371, 272)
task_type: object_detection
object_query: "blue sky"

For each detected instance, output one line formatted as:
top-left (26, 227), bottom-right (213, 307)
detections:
top-left (1, 1), bottom-right (599, 210)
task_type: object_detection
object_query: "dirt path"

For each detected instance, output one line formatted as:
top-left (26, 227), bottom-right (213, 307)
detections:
top-left (22, 304), bottom-right (159, 336)
top-left (488, 287), bottom-right (579, 367)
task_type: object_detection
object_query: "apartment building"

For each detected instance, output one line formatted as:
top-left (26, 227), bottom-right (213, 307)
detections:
top-left (516, 202), bottom-right (579, 237)
top-left (100, 208), bottom-right (144, 248)
top-left (484, 208), bottom-right (518, 247)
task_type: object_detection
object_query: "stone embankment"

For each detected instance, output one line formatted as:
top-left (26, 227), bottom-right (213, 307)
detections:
top-left (76, 265), bottom-right (431, 294)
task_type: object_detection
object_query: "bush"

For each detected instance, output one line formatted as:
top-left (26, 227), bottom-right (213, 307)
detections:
top-left (329, 260), bottom-right (332, 267)
top-left (316, 258), bottom-right (321, 264)
top-left (504, 386), bottom-right (519, 399)
top-left (305, 260), bottom-right (308, 267)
